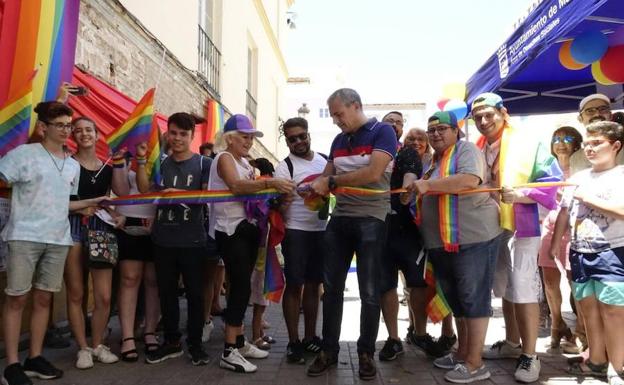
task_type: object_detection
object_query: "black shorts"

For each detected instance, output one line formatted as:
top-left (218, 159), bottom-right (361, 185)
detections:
top-left (379, 215), bottom-right (426, 293)
top-left (116, 218), bottom-right (153, 262)
top-left (281, 229), bottom-right (325, 286)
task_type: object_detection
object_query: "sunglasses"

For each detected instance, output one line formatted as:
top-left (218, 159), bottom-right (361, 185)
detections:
top-left (286, 133), bottom-right (308, 144)
top-left (551, 135), bottom-right (574, 145)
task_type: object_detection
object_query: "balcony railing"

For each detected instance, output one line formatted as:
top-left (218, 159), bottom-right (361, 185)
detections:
top-left (197, 25), bottom-right (221, 97)
top-left (246, 90), bottom-right (257, 126)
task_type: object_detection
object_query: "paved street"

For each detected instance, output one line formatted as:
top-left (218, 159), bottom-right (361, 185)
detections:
top-left (29, 272), bottom-right (604, 385)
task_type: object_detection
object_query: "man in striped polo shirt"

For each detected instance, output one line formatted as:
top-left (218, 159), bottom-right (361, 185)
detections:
top-left (307, 88), bottom-right (397, 381)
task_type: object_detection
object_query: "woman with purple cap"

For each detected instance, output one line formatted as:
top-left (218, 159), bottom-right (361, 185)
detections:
top-left (208, 114), bottom-right (295, 373)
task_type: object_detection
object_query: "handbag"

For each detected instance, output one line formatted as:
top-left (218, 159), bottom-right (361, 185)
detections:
top-left (84, 229), bottom-right (119, 268)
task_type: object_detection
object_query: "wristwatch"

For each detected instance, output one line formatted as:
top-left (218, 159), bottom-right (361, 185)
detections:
top-left (328, 176), bottom-right (337, 192)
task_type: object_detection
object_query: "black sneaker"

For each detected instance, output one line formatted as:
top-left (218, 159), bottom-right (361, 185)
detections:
top-left (413, 333), bottom-right (446, 358)
top-left (2, 363), bottom-right (32, 385)
top-left (302, 336), bottom-right (322, 353)
top-left (286, 340), bottom-right (305, 364)
top-left (306, 351), bottom-right (338, 377)
top-left (44, 328), bottom-right (70, 349)
top-left (145, 342), bottom-right (184, 364)
top-left (378, 338), bottom-right (404, 361)
top-left (437, 334), bottom-right (457, 353)
top-left (22, 356), bottom-right (63, 380)
top-left (188, 346), bottom-right (210, 366)
top-left (358, 352), bottom-right (377, 380)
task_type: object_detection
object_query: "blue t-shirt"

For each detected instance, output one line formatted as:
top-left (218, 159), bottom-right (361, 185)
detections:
top-left (329, 118), bottom-right (397, 221)
top-left (0, 143), bottom-right (80, 246)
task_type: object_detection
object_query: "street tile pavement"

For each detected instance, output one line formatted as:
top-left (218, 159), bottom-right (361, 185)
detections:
top-left (23, 273), bottom-right (606, 385)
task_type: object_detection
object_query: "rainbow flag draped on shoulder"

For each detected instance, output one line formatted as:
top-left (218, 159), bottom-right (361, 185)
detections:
top-left (106, 88), bottom-right (161, 183)
top-left (0, 0), bottom-right (80, 136)
top-left (479, 123), bottom-right (563, 236)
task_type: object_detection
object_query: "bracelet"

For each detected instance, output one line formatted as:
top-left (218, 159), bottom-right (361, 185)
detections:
top-left (136, 159), bottom-right (147, 166)
top-left (135, 156), bottom-right (146, 161)
top-left (112, 158), bottom-right (125, 168)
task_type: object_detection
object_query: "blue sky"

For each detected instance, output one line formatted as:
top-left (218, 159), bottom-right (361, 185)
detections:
top-left (285, 0), bottom-right (532, 105)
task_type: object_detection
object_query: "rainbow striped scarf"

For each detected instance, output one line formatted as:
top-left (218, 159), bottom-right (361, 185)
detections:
top-left (415, 143), bottom-right (460, 252)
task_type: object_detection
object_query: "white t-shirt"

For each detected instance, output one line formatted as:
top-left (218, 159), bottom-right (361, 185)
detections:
top-left (561, 165), bottom-right (624, 253)
top-left (0, 143), bottom-right (80, 246)
top-left (115, 170), bottom-right (156, 219)
top-left (274, 152), bottom-right (328, 232)
top-left (208, 151), bottom-right (255, 237)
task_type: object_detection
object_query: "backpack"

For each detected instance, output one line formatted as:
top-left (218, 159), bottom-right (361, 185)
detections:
top-left (283, 152), bottom-right (330, 220)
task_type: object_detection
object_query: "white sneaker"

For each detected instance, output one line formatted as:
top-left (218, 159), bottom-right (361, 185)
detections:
top-left (76, 348), bottom-right (94, 369)
top-left (92, 344), bottom-right (119, 364)
top-left (514, 354), bottom-right (540, 383)
top-left (239, 341), bottom-right (269, 359)
top-left (220, 348), bottom-right (257, 373)
top-left (482, 340), bottom-right (522, 359)
top-left (202, 320), bottom-right (214, 343)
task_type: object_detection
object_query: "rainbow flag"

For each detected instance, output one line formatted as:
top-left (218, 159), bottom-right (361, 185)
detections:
top-left (145, 116), bottom-right (161, 184)
top-left (424, 260), bottom-right (451, 323)
top-left (0, 72), bottom-right (35, 156)
top-left (204, 98), bottom-right (224, 143)
top-left (102, 189), bottom-right (281, 206)
top-left (107, 88), bottom-right (156, 153)
top-left (264, 210), bottom-right (285, 302)
top-left (0, 0), bottom-right (80, 134)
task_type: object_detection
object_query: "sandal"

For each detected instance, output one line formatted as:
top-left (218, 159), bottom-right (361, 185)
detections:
top-left (120, 337), bottom-right (138, 362)
top-left (567, 361), bottom-right (608, 378)
top-left (253, 337), bottom-right (271, 351)
top-left (143, 332), bottom-right (159, 354)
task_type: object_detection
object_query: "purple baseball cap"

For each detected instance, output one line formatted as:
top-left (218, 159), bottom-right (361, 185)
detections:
top-left (223, 114), bottom-right (264, 137)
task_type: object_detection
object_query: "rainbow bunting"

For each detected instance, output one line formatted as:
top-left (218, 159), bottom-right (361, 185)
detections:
top-left (0, 0), bottom-right (80, 135)
top-left (0, 72), bottom-right (35, 156)
top-left (204, 98), bottom-right (224, 143)
top-left (424, 260), bottom-right (451, 323)
top-left (107, 88), bottom-right (156, 154)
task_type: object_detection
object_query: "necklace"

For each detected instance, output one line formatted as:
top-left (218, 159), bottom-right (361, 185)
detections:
top-left (41, 144), bottom-right (66, 175)
top-left (89, 155), bottom-right (112, 184)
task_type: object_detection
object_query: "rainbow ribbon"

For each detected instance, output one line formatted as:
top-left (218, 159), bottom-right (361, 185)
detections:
top-left (102, 189), bottom-right (281, 206)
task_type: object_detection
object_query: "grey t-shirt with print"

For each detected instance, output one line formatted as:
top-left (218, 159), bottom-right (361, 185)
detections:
top-left (421, 141), bottom-right (502, 250)
top-left (151, 154), bottom-right (211, 248)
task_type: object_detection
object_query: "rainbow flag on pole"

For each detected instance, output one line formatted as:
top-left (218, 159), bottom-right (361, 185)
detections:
top-left (106, 88), bottom-right (159, 181)
top-left (0, 0), bottom-right (80, 136)
top-left (424, 260), bottom-right (451, 323)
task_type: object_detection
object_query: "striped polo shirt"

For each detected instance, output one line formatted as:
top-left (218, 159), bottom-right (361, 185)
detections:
top-left (329, 118), bottom-right (397, 221)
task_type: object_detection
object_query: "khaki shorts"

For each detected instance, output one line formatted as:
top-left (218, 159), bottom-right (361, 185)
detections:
top-left (492, 233), bottom-right (542, 304)
top-left (5, 241), bottom-right (69, 296)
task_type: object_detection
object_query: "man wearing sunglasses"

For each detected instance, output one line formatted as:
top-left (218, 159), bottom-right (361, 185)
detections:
top-left (274, 117), bottom-right (328, 365)
top-left (571, 94), bottom-right (624, 174)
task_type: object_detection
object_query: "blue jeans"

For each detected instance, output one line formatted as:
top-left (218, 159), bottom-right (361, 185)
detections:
top-left (321, 216), bottom-right (387, 355)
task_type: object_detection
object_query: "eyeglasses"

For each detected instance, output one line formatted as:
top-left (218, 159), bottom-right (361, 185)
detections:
top-left (581, 105), bottom-right (611, 116)
top-left (43, 121), bottom-right (72, 131)
top-left (286, 133), bottom-right (308, 144)
top-left (552, 135), bottom-right (575, 145)
top-left (426, 125), bottom-right (451, 135)
top-left (384, 118), bottom-right (405, 126)
top-left (581, 139), bottom-right (613, 149)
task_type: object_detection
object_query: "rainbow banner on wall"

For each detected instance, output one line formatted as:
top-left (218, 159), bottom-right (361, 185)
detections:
top-left (204, 98), bottom-right (224, 143)
top-left (0, 0), bottom-right (80, 136)
top-left (0, 71), bottom-right (35, 156)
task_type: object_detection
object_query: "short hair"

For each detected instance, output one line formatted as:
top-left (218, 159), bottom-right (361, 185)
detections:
top-left (281, 117), bottom-right (308, 136)
top-left (252, 158), bottom-right (275, 177)
top-left (168, 112), bottom-right (205, 132)
top-left (327, 88), bottom-right (362, 108)
top-left (382, 111), bottom-right (403, 121)
top-left (199, 142), bottom-right (214, 153)
top-left (551, 126), bottom-right (582, 156)
top-left (613, 111), bottom-right (624, 126)
top-left (34, 101), bottom-right (73, 122)
top-left (586, 121), bottom-right (624, 154)
top-left (72, 116), bottom-right (98, 133)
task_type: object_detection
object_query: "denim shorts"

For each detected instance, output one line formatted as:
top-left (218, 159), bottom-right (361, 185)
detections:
top-left (5, 241), bottom-right (70, 296)
top-left (281, 229), bottom-right (325, 286)
top-left (428, 233), bottom-right (502, 318)
top-left (379, 215), bottom-right (426, 293)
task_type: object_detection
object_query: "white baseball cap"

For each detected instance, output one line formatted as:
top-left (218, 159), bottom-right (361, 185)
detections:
top-left (579, 94), bottom-right (611, 112)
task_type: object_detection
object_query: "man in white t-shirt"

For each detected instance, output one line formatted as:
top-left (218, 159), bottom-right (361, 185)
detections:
top-left (0, 102), bottom-right (103, 385)
top-left (274, 117), bottom-right (328, 364)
